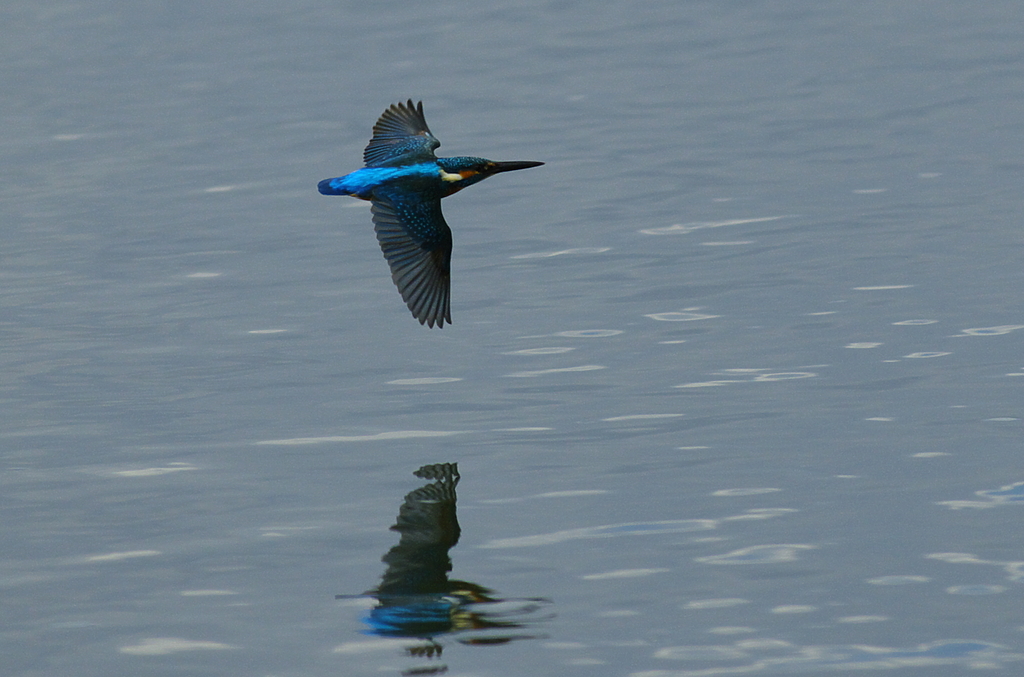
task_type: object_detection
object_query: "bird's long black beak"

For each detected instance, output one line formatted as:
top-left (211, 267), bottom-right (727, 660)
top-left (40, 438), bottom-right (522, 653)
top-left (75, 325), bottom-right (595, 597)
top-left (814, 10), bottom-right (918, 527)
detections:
top-left (489, 160), bottom-right (544, 174)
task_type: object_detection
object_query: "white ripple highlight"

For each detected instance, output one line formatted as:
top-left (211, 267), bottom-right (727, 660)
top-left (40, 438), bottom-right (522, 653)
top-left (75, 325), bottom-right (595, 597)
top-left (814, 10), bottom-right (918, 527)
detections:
top-left (480, 520), bottom-right (717, 548)
top-left (511, 247), bottom-right (611, 259)
top-left (602, 414), bottom-right (685, 421)
top-left (645, 311), bottom-right (719, 322)
top-left (582, 568), bottom-right (670, 580)
top-left (695, 544), bottom-right (816, 565)
top-left (256, 430), bottom-right (466, 445)
top-left (505, 365), bottom-right (606, 378)
top-left (639, 216), bottom-right (786, 235)
top-left (504, 347), bottom-right (576, 355)
top-left (119, 638), bottom-right (236, 655)
top-left (386, 377), bottom-right (462, 385)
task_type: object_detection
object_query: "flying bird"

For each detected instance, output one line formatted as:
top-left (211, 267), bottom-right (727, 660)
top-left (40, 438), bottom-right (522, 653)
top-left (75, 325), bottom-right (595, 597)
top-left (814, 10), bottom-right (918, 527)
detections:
top-left (318, 100), bottom-right (543, 328)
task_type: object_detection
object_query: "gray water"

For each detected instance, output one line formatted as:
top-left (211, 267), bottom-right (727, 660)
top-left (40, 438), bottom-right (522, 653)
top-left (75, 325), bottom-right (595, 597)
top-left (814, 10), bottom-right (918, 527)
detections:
top-left (4, 0), bottom-right (1024, 675)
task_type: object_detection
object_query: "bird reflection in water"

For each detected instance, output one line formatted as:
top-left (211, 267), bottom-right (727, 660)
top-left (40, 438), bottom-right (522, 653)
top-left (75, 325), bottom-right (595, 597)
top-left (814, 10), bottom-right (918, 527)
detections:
top-left (338, 463), bottom-right (551, 675)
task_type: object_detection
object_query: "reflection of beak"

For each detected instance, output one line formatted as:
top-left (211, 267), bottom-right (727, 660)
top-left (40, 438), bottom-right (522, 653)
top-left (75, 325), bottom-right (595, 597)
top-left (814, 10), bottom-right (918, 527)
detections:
top-left (489, 160), bottom-right (545, 174)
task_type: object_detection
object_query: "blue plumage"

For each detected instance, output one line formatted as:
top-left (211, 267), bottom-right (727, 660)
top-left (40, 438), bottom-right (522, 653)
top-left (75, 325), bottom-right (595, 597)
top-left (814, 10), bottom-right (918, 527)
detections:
top-left (318, 100), bottom-right (543, 328)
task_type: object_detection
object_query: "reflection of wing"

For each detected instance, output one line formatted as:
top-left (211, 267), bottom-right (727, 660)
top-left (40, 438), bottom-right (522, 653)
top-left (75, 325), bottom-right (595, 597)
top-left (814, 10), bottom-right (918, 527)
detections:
top-left (414, 463), bottom-right (460, 482)
top-left (370, 190), bottom-right (452, 328)
top-left (376, 464), bottom-right (461, 596)
top-left (363, 100), bottom-right (441, 167)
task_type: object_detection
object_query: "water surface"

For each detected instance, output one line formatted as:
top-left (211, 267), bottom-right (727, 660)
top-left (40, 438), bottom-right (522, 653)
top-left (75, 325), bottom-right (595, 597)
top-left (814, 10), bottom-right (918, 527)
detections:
top-left (4, 1), bottom-right (1024, 675)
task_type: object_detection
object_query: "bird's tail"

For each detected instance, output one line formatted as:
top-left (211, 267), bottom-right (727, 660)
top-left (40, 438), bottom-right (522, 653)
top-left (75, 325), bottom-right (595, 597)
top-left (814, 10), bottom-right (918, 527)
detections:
top-left (318, 178), bottom-right (355, 196)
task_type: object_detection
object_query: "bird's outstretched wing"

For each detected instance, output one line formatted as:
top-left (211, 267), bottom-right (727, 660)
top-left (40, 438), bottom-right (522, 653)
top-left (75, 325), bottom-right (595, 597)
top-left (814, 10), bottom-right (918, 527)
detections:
top-left (363, 100), bottom-right (441, 168)
top-left (370, 188), bottom-right (452, 328)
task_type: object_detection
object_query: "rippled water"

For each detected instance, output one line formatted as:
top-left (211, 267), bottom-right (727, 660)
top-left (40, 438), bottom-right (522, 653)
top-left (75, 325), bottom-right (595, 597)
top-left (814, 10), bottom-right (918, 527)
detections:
top-left (4, 0), bottom-right (1024, 675)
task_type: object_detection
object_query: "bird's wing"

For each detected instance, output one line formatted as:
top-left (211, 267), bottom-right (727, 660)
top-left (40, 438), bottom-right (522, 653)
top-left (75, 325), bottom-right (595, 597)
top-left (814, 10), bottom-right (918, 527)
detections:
top-left (363, 100), bottom-right (441, 168)
top-left (370, 188), bottom-right (452, 328)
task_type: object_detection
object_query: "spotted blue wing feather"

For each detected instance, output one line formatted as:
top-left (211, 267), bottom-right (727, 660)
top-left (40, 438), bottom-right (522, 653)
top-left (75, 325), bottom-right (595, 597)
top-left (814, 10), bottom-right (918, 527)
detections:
top-left (363, 100), bottom-right (441, 168)
top-left (370, 189), bottom-right (452, 328)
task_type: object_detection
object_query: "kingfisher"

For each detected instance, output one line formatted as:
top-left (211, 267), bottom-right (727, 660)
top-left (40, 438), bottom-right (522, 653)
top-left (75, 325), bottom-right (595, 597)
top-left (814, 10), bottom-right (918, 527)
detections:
top-left (318, 100), bottom-right (543, 328)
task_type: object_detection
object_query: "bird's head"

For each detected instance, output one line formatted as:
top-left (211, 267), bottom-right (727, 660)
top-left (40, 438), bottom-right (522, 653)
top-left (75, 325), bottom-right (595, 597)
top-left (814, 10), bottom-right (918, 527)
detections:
top-left (438, 157), bottom-right (543, 195)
